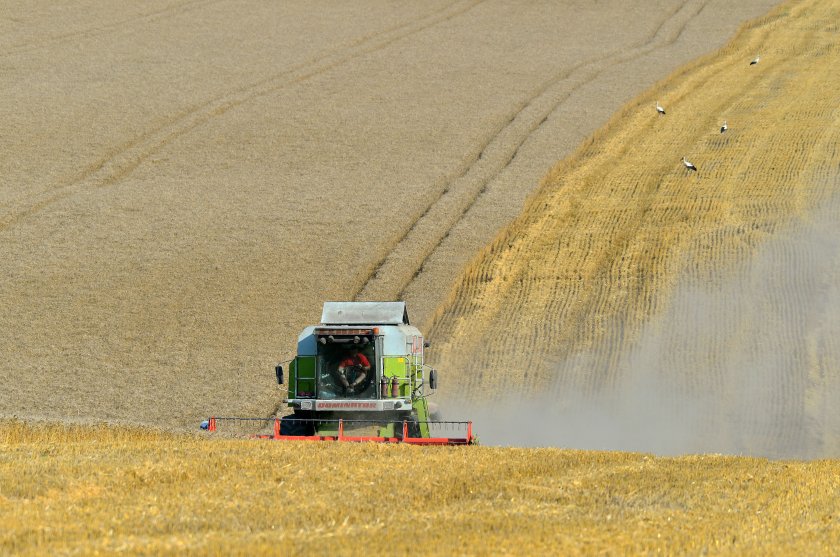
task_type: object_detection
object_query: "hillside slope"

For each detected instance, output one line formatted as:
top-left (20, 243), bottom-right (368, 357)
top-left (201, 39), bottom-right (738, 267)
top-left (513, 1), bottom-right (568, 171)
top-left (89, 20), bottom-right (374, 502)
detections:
top-left (0, 1), bottom-right (779, 430)
top-left (429, 0), bottom-right (840, 458)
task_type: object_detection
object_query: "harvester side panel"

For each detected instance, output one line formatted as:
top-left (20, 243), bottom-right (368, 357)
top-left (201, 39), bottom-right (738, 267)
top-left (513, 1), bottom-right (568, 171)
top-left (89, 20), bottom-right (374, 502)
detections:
top-left (414, 397), bottom-right (431, 438)
top-left (290, 357), bottom-right (316, 399)
top-left (382, 357), bottom-right (409, 397)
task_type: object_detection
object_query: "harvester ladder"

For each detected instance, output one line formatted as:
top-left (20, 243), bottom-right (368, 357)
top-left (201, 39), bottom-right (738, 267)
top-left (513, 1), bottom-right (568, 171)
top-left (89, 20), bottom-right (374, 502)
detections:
top-left (405, 336), bottom-right (423, 392)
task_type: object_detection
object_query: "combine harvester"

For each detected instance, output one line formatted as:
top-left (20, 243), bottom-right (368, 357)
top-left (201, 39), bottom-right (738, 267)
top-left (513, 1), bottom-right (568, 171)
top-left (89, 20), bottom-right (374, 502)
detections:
top-left (204, 302), bottom-right (475, 445)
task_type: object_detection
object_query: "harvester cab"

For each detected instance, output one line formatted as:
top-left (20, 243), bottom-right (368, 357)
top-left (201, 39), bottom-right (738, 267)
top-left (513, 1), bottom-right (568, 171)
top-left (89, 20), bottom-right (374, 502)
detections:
top-left (204, 301), bottom-right (474, 445)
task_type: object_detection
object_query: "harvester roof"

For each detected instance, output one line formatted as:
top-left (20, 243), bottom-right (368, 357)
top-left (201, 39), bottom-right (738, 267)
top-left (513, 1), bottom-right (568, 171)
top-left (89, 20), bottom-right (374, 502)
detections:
top-left (321, 301), bottom-right (409, 325)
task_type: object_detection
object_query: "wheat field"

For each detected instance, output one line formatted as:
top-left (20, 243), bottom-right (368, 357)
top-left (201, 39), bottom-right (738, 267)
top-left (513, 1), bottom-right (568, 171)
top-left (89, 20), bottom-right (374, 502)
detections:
top-left (5, 0), bottom-right (840, 554)
top-left (2, 421), bottom-right (839, 556)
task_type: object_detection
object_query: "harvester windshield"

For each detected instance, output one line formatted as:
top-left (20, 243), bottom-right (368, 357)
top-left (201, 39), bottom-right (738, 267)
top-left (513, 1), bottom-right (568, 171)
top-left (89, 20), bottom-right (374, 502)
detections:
top-left (315, 334), bottom-right (377, 400)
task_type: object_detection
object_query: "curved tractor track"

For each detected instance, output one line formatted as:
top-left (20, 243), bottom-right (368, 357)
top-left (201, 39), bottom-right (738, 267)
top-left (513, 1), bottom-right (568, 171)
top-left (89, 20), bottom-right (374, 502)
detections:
top-left (353, 0), bottom-right (782, 330)
top-left (0, 0), bottom-right (483, 231)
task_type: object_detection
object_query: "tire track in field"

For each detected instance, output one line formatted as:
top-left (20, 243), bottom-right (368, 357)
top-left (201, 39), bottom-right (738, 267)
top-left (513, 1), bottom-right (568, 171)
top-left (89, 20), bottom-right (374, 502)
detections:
top-left (353, 0), bottom-right (710, 304)
top-left (0, 0), bottom-right (224, 58)
top-left (0, 0), bottom-right (484, 233)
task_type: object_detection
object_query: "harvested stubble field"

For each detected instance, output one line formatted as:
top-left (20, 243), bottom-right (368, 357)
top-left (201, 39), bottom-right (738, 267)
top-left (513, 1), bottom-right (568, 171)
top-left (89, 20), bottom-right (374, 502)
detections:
top-left (2, 421), bottom-right (839, 556)
top-left (0, 0), bottom-right (779, 430)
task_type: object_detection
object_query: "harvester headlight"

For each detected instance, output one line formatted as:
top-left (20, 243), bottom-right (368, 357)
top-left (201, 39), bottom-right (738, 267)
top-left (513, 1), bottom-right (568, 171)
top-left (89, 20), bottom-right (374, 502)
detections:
top-left (319, 337), bottom-right (327, 345)
top-left (354, 336), bottom-right (360, 344)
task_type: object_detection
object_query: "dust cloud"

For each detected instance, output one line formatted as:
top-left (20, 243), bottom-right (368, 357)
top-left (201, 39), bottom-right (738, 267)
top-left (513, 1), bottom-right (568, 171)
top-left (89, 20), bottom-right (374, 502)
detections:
top-left (457, 198), bottom-right (840, 459)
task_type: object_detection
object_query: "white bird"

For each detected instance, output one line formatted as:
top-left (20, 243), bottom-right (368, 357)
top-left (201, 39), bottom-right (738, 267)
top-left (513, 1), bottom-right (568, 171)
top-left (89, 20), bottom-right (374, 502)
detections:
top-left (750, 54), bottom-right (760, 65)
top-left (656, 101), bottom-right (666, 115)
top-left (682, 156), bottom-right (697, 172)
top-left (720, 120), bottom-right (728, 133)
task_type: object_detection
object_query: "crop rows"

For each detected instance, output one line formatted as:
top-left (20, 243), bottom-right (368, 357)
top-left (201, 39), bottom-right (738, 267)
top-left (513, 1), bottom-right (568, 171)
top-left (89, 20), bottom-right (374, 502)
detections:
top-left (429, 0), bottom-right (840, 458)
top-left (2, 421), bottom-right (839, 555)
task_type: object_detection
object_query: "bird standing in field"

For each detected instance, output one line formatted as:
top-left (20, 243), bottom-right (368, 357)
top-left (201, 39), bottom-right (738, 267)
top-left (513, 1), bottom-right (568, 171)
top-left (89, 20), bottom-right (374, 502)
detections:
top-left (720, 120), bottom-right (728, 133)
top-left (750, 54), bottom-right (760, 65)
top-left (682, 156), bottom-right (697, 172)
top-left (656, 101), bottom-right (666, 115)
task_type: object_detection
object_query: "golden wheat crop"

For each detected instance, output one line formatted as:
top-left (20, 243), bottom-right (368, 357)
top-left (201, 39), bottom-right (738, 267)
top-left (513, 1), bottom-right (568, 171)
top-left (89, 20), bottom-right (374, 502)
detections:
top-left (2, 421), bottom-right (839, 556)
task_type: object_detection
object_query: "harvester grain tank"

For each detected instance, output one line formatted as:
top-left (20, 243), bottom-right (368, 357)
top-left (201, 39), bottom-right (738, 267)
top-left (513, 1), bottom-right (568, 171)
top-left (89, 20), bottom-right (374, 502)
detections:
top-left (204, 302), bottom-right (475, 445)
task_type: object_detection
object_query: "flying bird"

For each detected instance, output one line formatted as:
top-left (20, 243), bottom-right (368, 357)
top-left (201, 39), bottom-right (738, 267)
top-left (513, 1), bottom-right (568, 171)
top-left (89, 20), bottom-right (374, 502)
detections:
top-left (720, 120), bottom-right (728, 133)
top-left (682, 156), bottom-right (697, 172)
top-left (750, 54), bottom-right (760, 65)
top-left (656, 101), bottom-right (666, 115)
